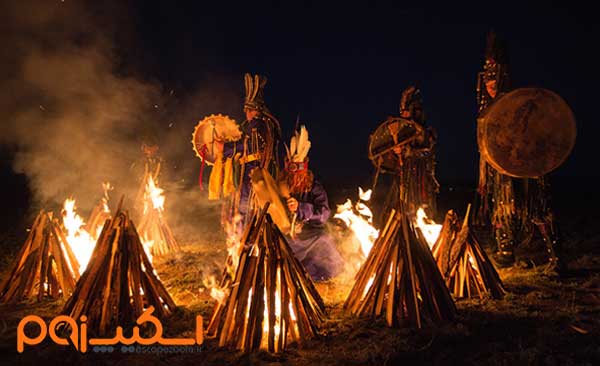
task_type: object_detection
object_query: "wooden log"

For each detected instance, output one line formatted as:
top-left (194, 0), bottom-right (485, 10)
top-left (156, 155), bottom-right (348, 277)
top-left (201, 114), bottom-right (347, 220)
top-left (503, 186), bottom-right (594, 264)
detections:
top-left (61, 207), bottom-right (176, 336)
top-left (344, 207), bottom-right (456, 328)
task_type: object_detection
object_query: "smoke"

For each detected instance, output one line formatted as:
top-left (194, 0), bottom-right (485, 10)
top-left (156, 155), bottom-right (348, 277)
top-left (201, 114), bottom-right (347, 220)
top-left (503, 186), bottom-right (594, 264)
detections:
top-left (0, 1), bottom-right (240, 245)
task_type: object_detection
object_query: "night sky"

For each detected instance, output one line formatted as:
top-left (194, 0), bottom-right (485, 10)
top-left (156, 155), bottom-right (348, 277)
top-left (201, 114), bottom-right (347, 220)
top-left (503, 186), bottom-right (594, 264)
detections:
top-left (1, 2), bottom-right (597, 211)
top-left (127, 2), bottom-right (595, 183)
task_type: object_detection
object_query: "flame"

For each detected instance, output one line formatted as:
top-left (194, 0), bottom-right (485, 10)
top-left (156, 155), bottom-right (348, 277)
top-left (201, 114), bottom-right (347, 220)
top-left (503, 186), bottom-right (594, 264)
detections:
top-left (139, 176), bottom-right (165, 261)
top-left (204, 275), bottom-right (228, 304)
top-left (62, 198), bottom-right (96, 273)
top-left (414, 207), bottom-right (442, 249)
top-left (144, 176), bottom-right (165, 213)
top-left (224, 213), bottom-right (243, 277)
top-left (334, 187), bottom-right (379, 259)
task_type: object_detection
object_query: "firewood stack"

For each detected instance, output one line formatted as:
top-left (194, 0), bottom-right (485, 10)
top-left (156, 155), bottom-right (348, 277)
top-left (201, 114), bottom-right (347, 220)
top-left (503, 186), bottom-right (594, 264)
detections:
top-left (208, 203), bottom-right (326, 353)
top-left (137, 206), bottom-right (180, 257)
top-left (0, 210), bottom-right (79, 303)
top-left (61, 203), bottom-right (176, 335)
top-left (431, 205), bottom-right (505, 299)
top-left (344, 208), bottom-right (456, 328)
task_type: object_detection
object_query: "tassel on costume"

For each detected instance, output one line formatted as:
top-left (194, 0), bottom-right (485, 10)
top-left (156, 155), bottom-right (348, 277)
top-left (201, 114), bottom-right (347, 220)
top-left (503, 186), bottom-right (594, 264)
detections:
top-left (209, 154), bottom-right (224, 200)
top-left (223, 157), bottom-right (235, 197)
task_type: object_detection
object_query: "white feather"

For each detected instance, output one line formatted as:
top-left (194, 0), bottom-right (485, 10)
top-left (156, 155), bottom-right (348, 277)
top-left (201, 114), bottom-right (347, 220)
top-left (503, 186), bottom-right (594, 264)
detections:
top-left (290, 134), bottom-right (297, 159)
top-left (295, 126), bottom-right (311, 162)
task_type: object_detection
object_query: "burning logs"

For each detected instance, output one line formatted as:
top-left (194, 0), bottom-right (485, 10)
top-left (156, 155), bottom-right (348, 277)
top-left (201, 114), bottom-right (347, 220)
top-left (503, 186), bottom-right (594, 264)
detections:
top-left (61, 204), bottom-right (176, 335)
top-left (432, 205), bottom-right (505, 299)
top-left (0, 210), bottom-right (79, 303)
top-left (344, 208), bottom-right (456, 328)
top-left (137, 177), bottom-right (180, 257)
top-left (208, 203), bottom-right (326, 353)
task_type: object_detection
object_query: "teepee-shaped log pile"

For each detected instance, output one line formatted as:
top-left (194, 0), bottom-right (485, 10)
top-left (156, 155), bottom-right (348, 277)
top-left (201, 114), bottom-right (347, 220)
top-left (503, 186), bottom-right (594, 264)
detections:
top-left (62, 202), bottom-right (176, 335)
top-left (344, 208), bottom-right (456, 328)
top-left (137, 208), bottom-right (179, 257)
top-left (432, 205), bottom-right (505, 299)
top-left (137, 178), bottom-right (179, 257)
top-left (0, 210), bottom-right (79, 303)
top-left (208, 203), bottom-right (326, 353)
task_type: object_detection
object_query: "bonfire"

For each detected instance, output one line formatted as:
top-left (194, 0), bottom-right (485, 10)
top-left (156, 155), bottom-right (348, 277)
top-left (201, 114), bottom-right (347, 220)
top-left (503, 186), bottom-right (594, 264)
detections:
top-left (432, 205), bottom-right (505, 299)
top-left (61, 199), bottom-right (176, 335)
top-left (0, 210), bottom-right (79, 303)
top-left (344, 207), bottom-right (456, 328)
top-left (208, 203), bottom-right (325, 353)
top-left (137, 176), bottom-right (180, 257)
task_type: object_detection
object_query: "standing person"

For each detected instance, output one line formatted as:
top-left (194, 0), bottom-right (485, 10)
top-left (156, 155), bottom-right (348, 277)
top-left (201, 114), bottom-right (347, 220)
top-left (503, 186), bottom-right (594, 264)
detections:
top-left (372, 85), bottom-right (439, 221)
top-left (279, 126), bottom-right (344, 281)
top-left (218, 73), bottom-right (282, 230)
top-left (473, 32), bottom-right (563, 271)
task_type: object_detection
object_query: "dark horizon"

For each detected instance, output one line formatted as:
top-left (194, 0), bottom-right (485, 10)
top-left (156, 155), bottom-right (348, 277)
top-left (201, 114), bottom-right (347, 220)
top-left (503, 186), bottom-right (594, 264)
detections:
top-left (1, 1), bottom-right (597, 215)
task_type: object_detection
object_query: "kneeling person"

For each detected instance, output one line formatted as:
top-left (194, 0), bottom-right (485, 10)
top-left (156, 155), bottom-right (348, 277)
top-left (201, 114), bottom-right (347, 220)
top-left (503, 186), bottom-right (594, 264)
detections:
top-left (280, 126), bottom-right (344, 281)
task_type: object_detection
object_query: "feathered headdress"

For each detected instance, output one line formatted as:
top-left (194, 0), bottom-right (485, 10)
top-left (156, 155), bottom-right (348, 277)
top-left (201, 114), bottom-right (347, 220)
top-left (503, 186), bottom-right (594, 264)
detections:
top-left (284, 125), bottom-right (311, 173)
top-left (244, 73), bottom-right (268, 112)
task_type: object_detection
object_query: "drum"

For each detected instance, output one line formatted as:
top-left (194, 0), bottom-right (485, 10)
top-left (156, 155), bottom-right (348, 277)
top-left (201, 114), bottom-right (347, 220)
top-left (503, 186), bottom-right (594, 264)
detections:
top-left (368, 117), bottom-right (422, 173)
top-left (192, 114), bottom-right (242, 165)
top-left (478, 88), bottom-right (576, 178)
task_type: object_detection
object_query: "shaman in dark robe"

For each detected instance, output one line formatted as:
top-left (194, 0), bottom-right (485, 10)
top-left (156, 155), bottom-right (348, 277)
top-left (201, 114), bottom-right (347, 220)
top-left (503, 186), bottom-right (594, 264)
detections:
top-left (473, 32), bottom-right (563, 269)
top-left (279, 127), bottom-right (344, 281)
top-left (373, 86), bottom-right (439, 221)
top-left (222, 73), bottom-right (281, 227)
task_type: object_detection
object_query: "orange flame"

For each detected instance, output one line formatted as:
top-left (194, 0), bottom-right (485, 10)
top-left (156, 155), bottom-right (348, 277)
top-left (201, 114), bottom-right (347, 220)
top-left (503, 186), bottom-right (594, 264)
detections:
top-left (414, 207), bottom-right (442, 249)
top-left (144, 176), bottom-right (165, 213)
top-left (62, 198), bottom-right (96, 273)
top-left (334, 187), bottom-right (379, 260)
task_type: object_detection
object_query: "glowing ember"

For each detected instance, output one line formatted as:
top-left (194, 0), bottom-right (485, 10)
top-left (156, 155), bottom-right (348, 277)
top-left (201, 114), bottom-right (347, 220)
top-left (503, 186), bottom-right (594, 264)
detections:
top-left (414, 207), bottom-right (442, 249)
top-left (62, 198), bottom-right (96, 273)
top-left (334, 187), bottom-right (379, 259)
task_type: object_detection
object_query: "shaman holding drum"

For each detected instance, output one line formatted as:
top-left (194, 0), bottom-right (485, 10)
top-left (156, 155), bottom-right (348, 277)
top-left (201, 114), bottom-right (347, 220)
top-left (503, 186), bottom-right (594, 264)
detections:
top-left (368, 86), bottom-right (439, 219)
top-left (474, 32), bottom-right (576, 269)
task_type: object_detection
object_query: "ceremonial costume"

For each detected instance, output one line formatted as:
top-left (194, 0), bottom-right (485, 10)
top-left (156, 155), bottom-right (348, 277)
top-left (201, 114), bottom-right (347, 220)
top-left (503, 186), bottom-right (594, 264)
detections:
top-left (219, 73), bottom-right (281, 226)
top-left (279, 127), bottom-right (344, 281)
top-left (371, 86), bottom-right (439, 220)
top-left (474, 33), bottom-right (562, 269)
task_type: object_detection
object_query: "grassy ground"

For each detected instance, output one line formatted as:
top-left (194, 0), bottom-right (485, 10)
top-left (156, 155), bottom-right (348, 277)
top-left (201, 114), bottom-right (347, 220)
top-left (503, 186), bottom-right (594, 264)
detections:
top-left (0, 189), bottom-right (599, 365)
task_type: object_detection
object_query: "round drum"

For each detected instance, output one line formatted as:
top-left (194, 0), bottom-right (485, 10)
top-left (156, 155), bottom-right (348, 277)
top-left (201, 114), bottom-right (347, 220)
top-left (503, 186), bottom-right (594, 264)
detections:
top-left (368, 117), bottom-right (421, 173)
top-left (478, 88), bottom-right (576, 178)
top-left (192, 114), bottom-right (241, 165)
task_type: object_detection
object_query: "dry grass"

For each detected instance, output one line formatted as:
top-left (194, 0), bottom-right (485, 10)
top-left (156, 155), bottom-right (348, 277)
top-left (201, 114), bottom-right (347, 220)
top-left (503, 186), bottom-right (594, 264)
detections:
top-left (0, 213), bottom-right (599, 366)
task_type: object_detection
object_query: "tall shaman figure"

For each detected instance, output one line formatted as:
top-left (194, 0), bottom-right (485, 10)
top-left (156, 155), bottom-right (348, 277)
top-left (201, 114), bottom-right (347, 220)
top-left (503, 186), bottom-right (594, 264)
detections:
top-left (221, 73), bottom-right (281, 230)
top-left (474, 32), bottom-right (563, 269)
top-left (369, 86), bottom-right (439, 219)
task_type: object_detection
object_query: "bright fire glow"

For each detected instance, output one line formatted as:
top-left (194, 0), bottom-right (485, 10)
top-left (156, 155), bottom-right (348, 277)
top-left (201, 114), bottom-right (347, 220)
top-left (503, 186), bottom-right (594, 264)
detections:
top-left (204, 275), bottom-right (228, 304)
top-left (224, 213), bottom-right (243, 277)
top-left (334, 187), bottom-right (379, 259)
top-left (62, 198), bottom-right (96, 273)
top-left (144, 176), bottom-right (165, 213)
top-left (414, 207), bottom-right (442, 249)
top-left (140, 176), bottom-right (165, 260)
